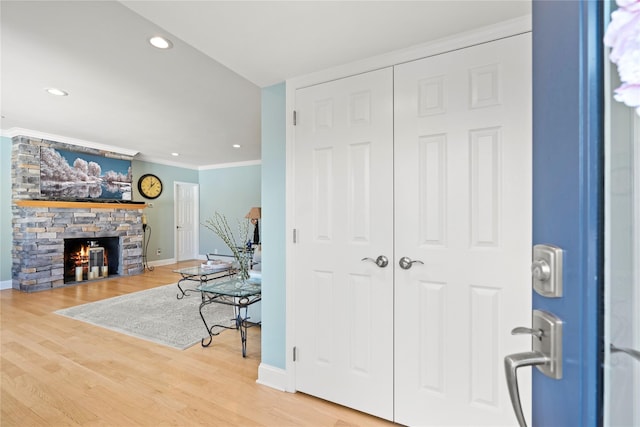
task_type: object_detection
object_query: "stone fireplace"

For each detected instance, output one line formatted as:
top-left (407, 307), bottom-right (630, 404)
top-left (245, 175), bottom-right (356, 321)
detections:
top-left (11, 136), bottom-right (146, 292)
top-left (13, 199), bottom-right (145, 291)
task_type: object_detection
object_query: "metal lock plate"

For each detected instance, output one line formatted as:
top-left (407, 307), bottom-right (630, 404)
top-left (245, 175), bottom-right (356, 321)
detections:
top-left (532, 244), bottom-right (563, 298)
top-left (532, 309), bottom-right (563, 379)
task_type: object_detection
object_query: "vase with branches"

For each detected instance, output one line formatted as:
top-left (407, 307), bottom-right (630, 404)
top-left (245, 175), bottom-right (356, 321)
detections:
top-left (203, 212), bottom-right (251, 281)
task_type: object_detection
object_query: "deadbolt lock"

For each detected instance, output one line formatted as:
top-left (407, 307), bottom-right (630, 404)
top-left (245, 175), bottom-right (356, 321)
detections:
top-left (532, 244), bottom-right (563, 298)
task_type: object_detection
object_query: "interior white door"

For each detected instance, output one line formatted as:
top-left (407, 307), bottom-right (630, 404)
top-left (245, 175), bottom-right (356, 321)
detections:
top-left (393, 34), bottom-right (532, 426)
top-left (175, 182), bottom-right (199, 261)
top-left (293, 67), bottom-right (394, 420)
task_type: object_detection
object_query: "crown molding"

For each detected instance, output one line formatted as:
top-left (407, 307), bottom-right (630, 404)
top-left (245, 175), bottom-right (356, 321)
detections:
top-left (135, 153), bottom-right (261, 170)
top-left (198, 159), bottom-right (262, 170)
top-left (134, 153), bottom-right (201, 170)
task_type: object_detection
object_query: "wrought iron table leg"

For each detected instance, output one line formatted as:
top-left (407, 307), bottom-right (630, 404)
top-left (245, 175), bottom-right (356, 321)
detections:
top-left (197, 294), bottom-right (258, 357)
top-left (240, 325), bottom-right (247, 357)
top-left (233, 306), bottom-right (241, 329)
top-left (176, 275), bottom-right (204, 299)
top-left (176, 278), bottom-right (188, 299)
top-left (199, 300), bottom-right (214, 347)
top-left (237, 305), bottom-right (251, 357)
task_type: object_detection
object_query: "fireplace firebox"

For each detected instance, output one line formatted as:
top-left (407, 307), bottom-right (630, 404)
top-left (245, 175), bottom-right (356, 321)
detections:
top-left (64, 237), bottom-right (120, 283)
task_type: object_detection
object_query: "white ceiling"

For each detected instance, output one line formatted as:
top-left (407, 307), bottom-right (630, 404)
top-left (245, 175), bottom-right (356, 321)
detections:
top-left (1, 1), bottom-right (531, 169)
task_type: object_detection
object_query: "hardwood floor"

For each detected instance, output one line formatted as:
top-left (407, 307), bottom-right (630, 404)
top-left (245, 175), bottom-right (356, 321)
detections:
top-left (1, 261), bottom-right (396, 426)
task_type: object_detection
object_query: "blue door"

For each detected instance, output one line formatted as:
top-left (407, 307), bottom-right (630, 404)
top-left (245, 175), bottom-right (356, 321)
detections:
top-left (531, 1), bottom-right (603, 425)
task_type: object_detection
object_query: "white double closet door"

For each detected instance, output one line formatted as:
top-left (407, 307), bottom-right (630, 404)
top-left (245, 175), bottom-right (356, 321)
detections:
top-left (293, 34), bottom-right (532, 426)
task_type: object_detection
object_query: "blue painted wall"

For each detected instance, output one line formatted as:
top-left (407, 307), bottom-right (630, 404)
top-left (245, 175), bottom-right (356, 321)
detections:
top-left (532, 1), bottom-right (603, 425)
top-left (260, 83), bottom-right (287, 369)
top-left (0, 136), bottom-right (12, 285)
top-left (198, 164), bottom-right (261, 255)
top-left (132, 160), bottom-right (199, 262)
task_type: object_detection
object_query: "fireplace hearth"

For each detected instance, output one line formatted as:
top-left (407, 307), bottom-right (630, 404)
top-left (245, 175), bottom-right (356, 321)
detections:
top-left (12, 199), bottom-right (145, 291)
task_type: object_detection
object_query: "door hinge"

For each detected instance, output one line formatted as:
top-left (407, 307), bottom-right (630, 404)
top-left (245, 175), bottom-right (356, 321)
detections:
top-left (293, 110), bottom-right (297, 126)
top-left (293, 228), bottom-right (297, 243)
top-left (293, 346), bottom-right (297, 361)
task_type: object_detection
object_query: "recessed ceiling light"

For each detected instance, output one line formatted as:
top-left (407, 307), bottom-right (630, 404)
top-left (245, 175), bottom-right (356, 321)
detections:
top-left (233, 144), bottom-right (241, 148)
top-left (171, 152), bottom-right (179, 157)
top-left (45, 88), bottom-right (69, 96)
top-left (149, 36), bottom-right (173, 49)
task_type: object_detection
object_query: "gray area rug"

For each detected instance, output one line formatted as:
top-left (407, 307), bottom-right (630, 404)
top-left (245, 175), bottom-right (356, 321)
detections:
top-left (55, 283), bottom-right (234, 350)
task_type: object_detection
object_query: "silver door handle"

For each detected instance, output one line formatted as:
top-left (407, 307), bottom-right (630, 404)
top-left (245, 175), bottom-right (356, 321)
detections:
top-left (511, 327), bottom-right (544, 340)
top-left (504, 351), bottom-right (550, 427)
top-left (504, 310), bottom-right (563, 427)
top-left (361, 255), bottom-right (389, 268)
top-left (399, 256), bottom-right (424, 270)
top-left (611, 343), bottom-right (640, 361)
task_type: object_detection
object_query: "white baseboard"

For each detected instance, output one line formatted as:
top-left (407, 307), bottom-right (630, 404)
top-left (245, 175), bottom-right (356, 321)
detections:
top-left (256, 363), bottom-right (289, 392)
top-left (148, 258), bottom-right (177, 267)
top-left (0, 279), bottom-right (13, 290)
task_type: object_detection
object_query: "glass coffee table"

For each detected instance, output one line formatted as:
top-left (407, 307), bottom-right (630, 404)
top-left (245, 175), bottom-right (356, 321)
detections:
top-left (173, 264), bottom-right (233, 299)
top-left (196, 277), bottom-right (261, 357)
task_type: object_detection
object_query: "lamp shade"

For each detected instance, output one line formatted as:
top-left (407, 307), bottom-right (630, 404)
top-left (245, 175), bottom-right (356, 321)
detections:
top-left (245, 207), bottom-right (261, 220)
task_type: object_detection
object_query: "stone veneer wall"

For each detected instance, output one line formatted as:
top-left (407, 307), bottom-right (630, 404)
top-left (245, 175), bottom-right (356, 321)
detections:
top-left (11, 136), bottom-right (144, 292)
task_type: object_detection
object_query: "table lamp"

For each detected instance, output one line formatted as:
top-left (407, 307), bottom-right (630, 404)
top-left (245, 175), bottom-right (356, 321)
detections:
top-left (245, 207), bottom-right (261, 245)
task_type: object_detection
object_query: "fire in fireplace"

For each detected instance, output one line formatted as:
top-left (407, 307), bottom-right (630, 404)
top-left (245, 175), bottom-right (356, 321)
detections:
top-left (64, 237), bottom-right (120, 283)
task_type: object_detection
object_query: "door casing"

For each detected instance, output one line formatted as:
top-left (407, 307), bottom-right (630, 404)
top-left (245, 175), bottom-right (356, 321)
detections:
top-left (531, 1), bottom-right (603, 425)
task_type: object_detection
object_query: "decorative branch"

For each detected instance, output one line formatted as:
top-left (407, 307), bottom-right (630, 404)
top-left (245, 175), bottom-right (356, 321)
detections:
top-left (203, 212), bottom-right (251, 280)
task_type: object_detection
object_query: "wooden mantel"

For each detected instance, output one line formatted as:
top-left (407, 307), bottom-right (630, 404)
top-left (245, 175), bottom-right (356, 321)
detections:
top-left (15, 200), bottom-right (147, 210)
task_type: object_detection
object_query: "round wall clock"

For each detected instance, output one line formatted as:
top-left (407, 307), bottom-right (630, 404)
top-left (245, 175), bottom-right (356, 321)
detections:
top-left (137, 173), bottom-right (163, 199)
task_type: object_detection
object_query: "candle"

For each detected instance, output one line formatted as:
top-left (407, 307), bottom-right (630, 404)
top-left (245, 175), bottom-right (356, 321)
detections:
top-left (91, 266), bottom-right (99, 279)
top-left (142, 214), bottom-right (147, 225)
top-left (88, 271), bottom-right (93, 280)
top-left (75, 266), bottom-right (83, 282)
top-left (101, 266), bottom-right (108, 277)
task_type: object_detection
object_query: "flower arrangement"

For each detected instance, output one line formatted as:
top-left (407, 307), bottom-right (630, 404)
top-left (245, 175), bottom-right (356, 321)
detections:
top-left (604, 0), bottom-right (640, 116)
top-left (203, 212), bottom-right (251, 281)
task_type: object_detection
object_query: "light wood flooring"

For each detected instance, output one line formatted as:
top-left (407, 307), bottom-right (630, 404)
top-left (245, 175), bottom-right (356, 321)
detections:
top-left (1, 261), bottom-right (396, 426)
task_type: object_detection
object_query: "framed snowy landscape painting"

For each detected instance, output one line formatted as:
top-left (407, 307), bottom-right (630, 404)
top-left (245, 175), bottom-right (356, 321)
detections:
top-left (39, 147), bottom-right (132, 201)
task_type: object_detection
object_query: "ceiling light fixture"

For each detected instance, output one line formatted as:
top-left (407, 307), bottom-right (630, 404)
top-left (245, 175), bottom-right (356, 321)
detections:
top-left (149, 36), bottom-right (173, 49)
top-left (171, 152), bottom-right (179, 157)
top-left (233, 144), bottom-right (241, 148)
top-left (45, 88), bottom-right (69, 96)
